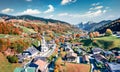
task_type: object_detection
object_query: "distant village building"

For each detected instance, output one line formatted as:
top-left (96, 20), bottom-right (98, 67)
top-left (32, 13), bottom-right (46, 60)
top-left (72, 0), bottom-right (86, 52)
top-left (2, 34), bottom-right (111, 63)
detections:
top-left (82, 54), bottom-right (89, 64)
top-left (105, 63), bottom-right (120, 72)
top-left (66, 52), bottom-right (77, 62)
top-left (93, 54), bottom-right (107, 63)
top-left (92, 48), bottom-right (103, 54)
top-left (17, 46), bottom-right (39, 63)
top-left (116, 56), bottom-right (120, 63)
top-left (64, 42), bottom-right (73, 52)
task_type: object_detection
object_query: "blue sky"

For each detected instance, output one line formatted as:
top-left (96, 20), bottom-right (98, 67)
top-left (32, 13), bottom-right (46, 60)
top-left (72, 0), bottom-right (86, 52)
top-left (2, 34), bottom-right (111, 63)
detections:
top-left (0, 0), bottom-right (120, 24)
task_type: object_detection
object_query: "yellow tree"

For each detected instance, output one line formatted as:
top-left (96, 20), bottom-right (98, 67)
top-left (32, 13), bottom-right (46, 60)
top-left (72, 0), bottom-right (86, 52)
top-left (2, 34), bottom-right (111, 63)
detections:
top-left (106, 29), bottom-right (113, 36)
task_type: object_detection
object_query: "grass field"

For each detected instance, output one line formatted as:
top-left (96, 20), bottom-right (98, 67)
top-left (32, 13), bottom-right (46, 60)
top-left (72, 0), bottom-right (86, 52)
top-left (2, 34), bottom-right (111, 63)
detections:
top-left (0, 52), bottom-right (21, 72)
top-left (20, 26), bottom-right (36, 33)
top-left (60, 63), bottom-right (90, 72)
top-left (81, 36), bottom-right (120, 50)
top-left (0, 34), bottom-right (6, 38)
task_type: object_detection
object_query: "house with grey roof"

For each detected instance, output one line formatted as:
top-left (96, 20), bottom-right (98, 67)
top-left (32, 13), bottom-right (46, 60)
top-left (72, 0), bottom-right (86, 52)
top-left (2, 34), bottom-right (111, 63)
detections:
top-left (17, 46), bottom-right (39, 63)
top-left (92, 48), bottom-right (104, 54)
top-left (105, 63), bottom-right (120, 72)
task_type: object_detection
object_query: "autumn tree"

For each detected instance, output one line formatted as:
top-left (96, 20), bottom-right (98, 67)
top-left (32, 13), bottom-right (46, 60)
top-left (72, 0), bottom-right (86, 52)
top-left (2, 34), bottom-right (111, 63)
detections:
top-left (54, 66), bottom-right (59, 72)
top-left (93, 32), bottom-right (100, 37)
top-left (95, 32), bottom-right (100, 37)
top-left (105, 29), bottom-right (113, 36)
top-left (89, 32), bottom-right (94, 38)
top-left (76, 34), bottom-right (80, 38)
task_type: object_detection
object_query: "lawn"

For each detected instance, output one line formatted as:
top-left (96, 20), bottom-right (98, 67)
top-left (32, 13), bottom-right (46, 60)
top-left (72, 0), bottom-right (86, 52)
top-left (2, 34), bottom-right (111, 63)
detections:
top-left (19, 26), bottom-right (36, 33)
top-left (60, 63), bottom-right (90, 72)
top-left (0, 52), bottom-right (21, 72)
top-left (80, 36), bottom-right (120, 50)
top-left (0, 34), bottom-right (6, 38)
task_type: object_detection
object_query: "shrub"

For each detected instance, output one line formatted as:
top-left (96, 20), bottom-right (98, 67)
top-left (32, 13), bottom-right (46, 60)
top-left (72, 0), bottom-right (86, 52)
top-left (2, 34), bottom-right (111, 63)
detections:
top-left (7, 55), bottom-right (18, 63)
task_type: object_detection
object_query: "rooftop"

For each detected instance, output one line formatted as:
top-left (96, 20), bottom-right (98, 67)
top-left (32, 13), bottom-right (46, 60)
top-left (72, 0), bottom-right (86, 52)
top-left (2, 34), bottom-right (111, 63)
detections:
top-left (92, 48), bottom-right (103, 52)
top-left (34, 59), bottom-right (48, 72)
top-left (25, 46), bottom-right (39, 55)
top-left (107, 63), bottom-right (120, 71)
top-left (66, 52), bottom-right (77, 58)
top-left (14, 67), bottom-right (36, 72)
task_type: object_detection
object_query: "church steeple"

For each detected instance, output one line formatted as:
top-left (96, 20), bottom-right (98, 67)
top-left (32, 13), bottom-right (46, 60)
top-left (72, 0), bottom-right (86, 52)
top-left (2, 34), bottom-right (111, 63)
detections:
top-left (40, 32), bottom-right (48, 52)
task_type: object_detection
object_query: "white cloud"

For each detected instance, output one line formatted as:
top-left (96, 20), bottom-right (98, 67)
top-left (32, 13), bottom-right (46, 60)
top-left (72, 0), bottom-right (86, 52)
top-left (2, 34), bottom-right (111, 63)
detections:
top-left (103, 10), bottom-right (107, 13)
top-left (58, 9), bottom-right (106, 18)
top-left (26, 0), bottom-right (32, 2)
top-left (58, 13), bottom-right (68, 16)
top-left (1, 8), bottom-right (14, 13)
top-left (19, 9), bottom-right (41, 15)
top-left (89, 6), bottom-right (103, 10)
top-left (44, 5), bottom-right (54, 14)
top-left (92, 2), bottom-right (100, 6)
top-left (95, 6), bottom-right (103, 9)
top-left (61, 0), bottom-right (76, 5)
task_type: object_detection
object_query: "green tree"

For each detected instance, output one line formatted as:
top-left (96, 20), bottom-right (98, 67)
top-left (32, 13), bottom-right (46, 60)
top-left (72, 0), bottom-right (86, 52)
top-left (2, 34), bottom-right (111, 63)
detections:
top-left (7, 55), bottom-right (18, 63)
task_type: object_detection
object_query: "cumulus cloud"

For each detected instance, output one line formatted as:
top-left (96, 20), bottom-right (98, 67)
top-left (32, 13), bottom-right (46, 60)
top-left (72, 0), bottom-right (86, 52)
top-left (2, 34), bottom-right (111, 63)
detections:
top-left (58, 8), bottom-right (107, 18)
top-left (61, 0), bottom-right (77, 5)
top-left (19, 9), bottom-right (41, 15)
top-left (73, 10), bottom-right (105, 17)
top-left (1, 8), bottom-right (14, 13)
top-left (44, 5), bottom-right (54, 14)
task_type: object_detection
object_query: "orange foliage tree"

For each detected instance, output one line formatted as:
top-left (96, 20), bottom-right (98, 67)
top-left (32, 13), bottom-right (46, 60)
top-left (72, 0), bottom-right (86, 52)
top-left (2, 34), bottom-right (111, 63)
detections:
top-left (89, 32), bottom-right (94, 38)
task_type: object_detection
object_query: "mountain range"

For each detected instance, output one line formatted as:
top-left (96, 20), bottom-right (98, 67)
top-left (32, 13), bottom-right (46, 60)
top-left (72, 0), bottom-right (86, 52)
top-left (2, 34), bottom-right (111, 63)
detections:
top-left (0, 13), bottom-right (70, 25)
top-left (95, 18), bottom-right (120, 33)
top-left (76, 20), bottom-right (112, 31)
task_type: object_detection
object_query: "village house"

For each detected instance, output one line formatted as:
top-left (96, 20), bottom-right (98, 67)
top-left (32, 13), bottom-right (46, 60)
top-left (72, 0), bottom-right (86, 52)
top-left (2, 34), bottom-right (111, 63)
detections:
top-left (104, 51), bottom-right (114, 57)
top-left (17, 46), bottom-right (39, 63)
top-left (82, 54), bottom-right (90, 64)
top-left (92, 48), bottom-right (104, 54)
top-left (93, 54), bottom-right (107, 63)
top-left (64, 42), bottom-right (73, 52)
top-left (66, 52), bottom-right (77, 62)
top-left (29, 57), bottom-right (48, 72)
top-left (116, 56), bottom-right (120, 63)
top-left (105, 63), bottom-right (120, 72)
top-left (72, 42), bottom-right (83, 48)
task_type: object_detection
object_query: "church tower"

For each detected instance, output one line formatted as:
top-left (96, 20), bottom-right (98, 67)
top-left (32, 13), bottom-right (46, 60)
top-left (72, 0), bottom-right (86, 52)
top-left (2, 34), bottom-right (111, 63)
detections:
top-left (40, 32), bottom-right (48, 52)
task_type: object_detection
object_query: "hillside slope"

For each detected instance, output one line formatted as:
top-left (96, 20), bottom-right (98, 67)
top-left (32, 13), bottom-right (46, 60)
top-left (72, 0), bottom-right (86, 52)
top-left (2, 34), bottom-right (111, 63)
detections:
top-left (0, 13), bottom-right (70, 25)
top-left (95, 18), bottom-right (120, 33)
top-left (76, 20), bottom-right (111, 31)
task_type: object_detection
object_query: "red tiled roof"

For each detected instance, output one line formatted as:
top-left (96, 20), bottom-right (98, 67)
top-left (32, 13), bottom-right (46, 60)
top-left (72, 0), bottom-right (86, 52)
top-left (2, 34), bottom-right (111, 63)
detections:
top-left (116, 56), bottom-right (120, 59)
